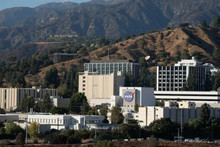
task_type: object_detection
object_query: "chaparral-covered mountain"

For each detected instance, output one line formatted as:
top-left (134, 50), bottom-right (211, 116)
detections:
top-left (0, 0), bottom-right (220, 51)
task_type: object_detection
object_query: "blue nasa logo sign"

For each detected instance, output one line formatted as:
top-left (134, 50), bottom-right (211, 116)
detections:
top-left (124, 91), bottom-right (135, 102)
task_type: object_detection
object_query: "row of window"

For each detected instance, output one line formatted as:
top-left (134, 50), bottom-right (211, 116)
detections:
top-left (159, 66), bottom-right (187, 70)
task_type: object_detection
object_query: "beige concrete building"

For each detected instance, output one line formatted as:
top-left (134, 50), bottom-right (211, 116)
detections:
top-left (78, 71), bottom-right (125, 106)
top-left (124, 102), bottom-right (220, 127)
top-left (0, 87), bottom-right (58, 111)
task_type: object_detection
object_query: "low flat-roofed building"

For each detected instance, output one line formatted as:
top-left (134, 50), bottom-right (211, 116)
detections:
top-left (27, 114), bottom-right (105, 130)
top-left (132, 105), bottom-right (220, 127)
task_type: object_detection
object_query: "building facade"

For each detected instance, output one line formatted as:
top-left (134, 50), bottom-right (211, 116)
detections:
top-left (27, 114), bottom-right (105, 130)
top-left (156, 57), bottom-right (207, 91)
top-left (119, 87), bottom-right (155, 107)
top-left (84, 60), bottom-right (139, 79)
top-left (127, 102), bottom-right (220, 127)
top-left (154, 91), bottom-right (220, 104)
top-left (0, 87), bottom-right (58, 111)
top-left (78, 71), bottom-right (125, 106)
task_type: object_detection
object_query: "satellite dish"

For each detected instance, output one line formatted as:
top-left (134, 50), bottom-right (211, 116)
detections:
top-left (145, 56), bottom-right (151, 61)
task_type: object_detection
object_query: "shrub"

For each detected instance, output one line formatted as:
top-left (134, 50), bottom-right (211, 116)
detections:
top-left (15, 133), bottom-right (25, 145)
top-left (67, 135), bottom-right (81, 144)
top-left (149, 135), bottom-right (157, 147)
top-left (33, 139), bottom-right (38, 144)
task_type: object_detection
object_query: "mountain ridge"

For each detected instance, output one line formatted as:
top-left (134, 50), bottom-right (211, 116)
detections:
top-left (0, 0), bottom-right (220, 51)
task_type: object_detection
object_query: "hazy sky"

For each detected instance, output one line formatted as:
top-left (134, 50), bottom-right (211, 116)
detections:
top-left (0, 0), bottom-right (90, 10)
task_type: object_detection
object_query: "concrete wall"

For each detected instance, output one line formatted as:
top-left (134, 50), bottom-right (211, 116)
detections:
top-left (79, 71), bottom-right (124, 106)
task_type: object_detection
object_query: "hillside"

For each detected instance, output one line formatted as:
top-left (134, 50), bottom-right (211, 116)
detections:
top-left (0, 0), bottom-right (220, 51)
top-left (26, 27), bottom-right (220, 86)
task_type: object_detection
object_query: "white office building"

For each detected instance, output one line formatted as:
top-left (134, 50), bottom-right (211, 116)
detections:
top-left (156, 57), bottom-right (208, 91)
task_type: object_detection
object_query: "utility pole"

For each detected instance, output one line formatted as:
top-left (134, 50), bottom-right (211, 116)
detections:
top-left (180, 109), bottom-right (183, 141)
top-left (95, 107), bottom-right (97, 141)
top-left (108, 48), bottom-right (110, 60)
top-left (25, 106), bottom-right (28, 144)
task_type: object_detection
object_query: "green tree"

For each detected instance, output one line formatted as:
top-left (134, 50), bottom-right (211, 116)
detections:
top-left (199, 103), bottom-right (210, 127)
top-left (30, 58), bottom-right (39, 74)
top-left (211, 16), bottom-right (220, 27)
top-left (50, 107), bottom-right (69, 114)
top-left (174, 51), bottom-right (181, 62)
top-left (134, 104), bottom-right (139, 112)
top-left (201, 19), bottom-right (209, 29)
top-left (0, 127), bottom-right (5, 139)
top-left (39, 94), bottom-right (52, 113)
top-left (99, 107), bottom-right (109, 123)
top-left (149, 135), bottom-right (158, 147)
top-left (138, 57), bottom-right (150, 87)
top-left (124, 73), bottom-right (136, 86)
top-left (213, 48), bottom-right (220, 61)
top-left (5, 121), bottom-right (24, 138)
top-left (28, 122), bottom-right (39, 139)
top-left (69, 93), bottom-right (87, 114)
top-left (111, 106), bottom-right (124, 124)
top-left (179, 23), bottom-right (189, 28)
top-left (204, 75), bottom-right (212, 91)
top-left (87, 107), bottom-right (97, 115)
top-left (119, 120), bottom-right (140, 139)
top-left (44, 67), bottom-right (60, 88)
top-left (213, 72), bottom-right (220, 90)
top-left (187, 73), bottom-right (197, 91)
top-left (15, 133), bottom-right (25, 145)
top-left (148, 118), bottom-right (178, 140)
top-left (81, 99), bottom-right (90, 115)
top-left (192, 51), bottom-right (204, 60)
top-left (0, 108), bottom-right (6, 114)
top-left (181, 49), bottom-right (191, 59)
top-left (17, 95), bottom-right (35, 112)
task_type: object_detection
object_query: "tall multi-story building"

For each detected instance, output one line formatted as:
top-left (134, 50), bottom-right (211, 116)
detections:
top-left (84, 60), bottom-right (139, 79)
top-left (156, 57), bottom-right (206, 91)
top-left (0, 87), bottom-right (58, 111)
top-left (78, 71), bottom-right (125, 106)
